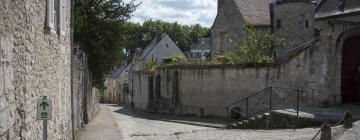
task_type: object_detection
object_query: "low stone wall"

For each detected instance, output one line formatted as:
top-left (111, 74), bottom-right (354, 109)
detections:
top-left (133, 39), bottom-right (338, 118)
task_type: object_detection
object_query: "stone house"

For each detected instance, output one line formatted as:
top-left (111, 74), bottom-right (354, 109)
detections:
top-left (187, 38), bottom-right (211, 61)
top-left (211, 0), bottom-right (318, 59)
top-left (0, 0), bottom-right (98, 139)
top-left (127, 34), bottom-right (185, 105)
top-left (105, 61), bottom-right (130, 104)
top-left (130, 0), bottom-right (360, 118)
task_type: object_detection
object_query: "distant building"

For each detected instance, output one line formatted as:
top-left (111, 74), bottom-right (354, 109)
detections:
top-left (211, 0), bottom-right (317, 59)
top-left (187, 38), bottom-right (211, 61)
top-left (127, 34), bottom-right (185, 105)
top-left (105, 61), bottom-right (130, 104)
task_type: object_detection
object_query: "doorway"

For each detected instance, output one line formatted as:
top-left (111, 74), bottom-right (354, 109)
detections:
top-left (341, 36), bottom-right (360, 103)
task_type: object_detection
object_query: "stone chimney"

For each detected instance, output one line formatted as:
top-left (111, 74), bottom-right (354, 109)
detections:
top-left (218, 0), bottom-right (225, 13)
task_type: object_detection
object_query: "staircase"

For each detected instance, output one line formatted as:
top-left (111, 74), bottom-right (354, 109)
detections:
top-left (225, 86), bottom-right (320, 129)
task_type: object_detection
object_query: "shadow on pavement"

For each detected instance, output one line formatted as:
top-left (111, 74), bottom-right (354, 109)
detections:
top-left (110, 104), bottom-right (226, 128)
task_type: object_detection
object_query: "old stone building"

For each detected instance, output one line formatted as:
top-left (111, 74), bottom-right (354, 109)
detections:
top-left (273, 0), bottom-right (317, 58)
top-left (105, 61), bottom-right (130, 104)
top-left (131, 0), bottom-right (360, 119)
top-left (128, 34), bottom-right (185, 105)
top-left (212, 0), bottom-right (318, 58)
top-left (0, 0), bottom-right (98, 139)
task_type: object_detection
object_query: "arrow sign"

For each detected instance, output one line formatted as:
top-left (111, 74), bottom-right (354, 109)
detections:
top-left (40, 101), bottom-right (49, 110)
top-left (37, 98), bottom-right (52, 120)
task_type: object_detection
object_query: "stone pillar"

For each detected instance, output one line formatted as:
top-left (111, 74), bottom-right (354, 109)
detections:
top-left (343, 112), bottom-right (353, 128)
top-left (320, 123), bottom-right (331, 140)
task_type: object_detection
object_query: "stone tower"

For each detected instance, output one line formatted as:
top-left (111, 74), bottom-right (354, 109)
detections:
top-left (218, 0), bottom-right (225, 13)
top-left (273, 0), bottom-right (316, 59)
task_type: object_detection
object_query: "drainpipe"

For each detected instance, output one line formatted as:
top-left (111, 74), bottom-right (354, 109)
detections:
top-left (70, 0), bottom-right (75, 139)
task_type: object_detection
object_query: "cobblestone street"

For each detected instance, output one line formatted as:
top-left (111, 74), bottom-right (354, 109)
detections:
top-left (106, 104), bottom-right (321, 140)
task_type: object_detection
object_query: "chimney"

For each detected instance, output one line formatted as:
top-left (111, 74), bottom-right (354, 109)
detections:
top-left (218, 0), bottom-right (225, 13)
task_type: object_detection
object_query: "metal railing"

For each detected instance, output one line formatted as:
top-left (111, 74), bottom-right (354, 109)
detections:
top-left (225, 86), bottom-right (316, 127)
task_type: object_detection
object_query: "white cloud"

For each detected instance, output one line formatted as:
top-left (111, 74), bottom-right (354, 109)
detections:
top-left (127, 0), bottom-right (217, 27)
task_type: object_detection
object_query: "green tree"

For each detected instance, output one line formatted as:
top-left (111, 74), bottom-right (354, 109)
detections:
top-left (212, 24), bottom-right (285, 64)
top-left (123, 20), bottom-right (210, 53)
top-left (75, 0), bottom-right (137, 88)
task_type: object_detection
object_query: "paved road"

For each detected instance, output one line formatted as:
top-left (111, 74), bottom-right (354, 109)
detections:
top-left (107, 105), bottom-right (320, 140)
top-left (76, 105), bottom-right (123, 140)
top-left (77, 104), bottom-right (359, 140)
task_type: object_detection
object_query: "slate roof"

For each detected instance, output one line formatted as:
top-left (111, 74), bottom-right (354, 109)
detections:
top-left (190, 38), bottom-right (211, 51)
top-left (315, 0), bottom-right (360, 19)
top-left (109, 62), bottom-right (128, 78)
top-left (139, 34), bottom-right (165, 59)
top-left (233, 0), bottom-right (277, 26)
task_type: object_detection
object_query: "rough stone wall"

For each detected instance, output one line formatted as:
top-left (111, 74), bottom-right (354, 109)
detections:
top-left (133, 73), bottom-right (152, 110)
top-left (72, 47), bottom-right (85, 134)
top-left (71, 46), bottom-right (99, 133)
top-left (314, 20), bottom-right (360, 104)
top-left (273, 2), bottom-right (316, 58)
top-left (0, 0), bottom-right (73, 139)
top-left (132, 39), bottom-right (337, 118)
top-left (211, 0), bottom-right (246, 56)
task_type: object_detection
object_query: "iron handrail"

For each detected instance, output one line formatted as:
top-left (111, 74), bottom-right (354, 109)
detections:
top-left (226, 86), bottom-right (303, 127)
top-left (225, 88), bottom-right (269, 109)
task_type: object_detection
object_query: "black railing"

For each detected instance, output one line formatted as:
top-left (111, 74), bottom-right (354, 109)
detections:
top-left (225, 86), bottom-right (315, 127)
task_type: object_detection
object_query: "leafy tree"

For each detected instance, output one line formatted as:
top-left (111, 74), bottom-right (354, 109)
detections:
top-left (212, 24), bottom-right (286, 64)
top-left (123, 20), bottom-right (210, 53)
top-left (75, 0), bottom-right (137, 88)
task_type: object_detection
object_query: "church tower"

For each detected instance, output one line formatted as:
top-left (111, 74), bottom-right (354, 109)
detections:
top-left (273, 0), bottom-right (316, 59)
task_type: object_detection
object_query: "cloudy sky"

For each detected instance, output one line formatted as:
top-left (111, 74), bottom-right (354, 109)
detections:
top-left (128, 0), bottom-right (218, 27)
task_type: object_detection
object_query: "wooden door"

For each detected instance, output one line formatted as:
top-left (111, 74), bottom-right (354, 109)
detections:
top-left (341, 36), bottom-right (360, 103)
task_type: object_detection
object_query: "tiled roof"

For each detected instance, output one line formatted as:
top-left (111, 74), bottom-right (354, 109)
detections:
top-left (140, 34), bottom-right (167, 59)
top-left (233, 0), bottom-right (276, 26)
top-left (315, 0), bottom-right (360, 19)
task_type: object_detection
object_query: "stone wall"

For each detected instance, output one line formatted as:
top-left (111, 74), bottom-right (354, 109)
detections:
top-left (0, 1), bottom-right (99, 139)
top-left (314, 20), bottom-right (360, 104)
top-left (133, 19), bottom-right (360, 118)
top-left (72, 46), bottom-right (99, 133)
top-left (0, 0), bottom-right (73, 139)
top-left (132, 38), bottom-right (338, 118)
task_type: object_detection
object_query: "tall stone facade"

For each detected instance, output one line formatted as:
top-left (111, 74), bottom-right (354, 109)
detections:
top-left (0, 0), bottom-right (99, 139)
top-left (273, 0), bottom-right (316, 58)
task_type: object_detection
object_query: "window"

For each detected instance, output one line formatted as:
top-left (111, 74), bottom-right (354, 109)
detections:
top-left (59, 0), bottom-right (66, 35)
top-left (305, 20), bottom-right (309, 28)
top-left (47, 0), bottom-right (65, 35)
top-left (47, 0), bottom-right (56, 32)
top-left (276, 20), bottom-right (281, 29)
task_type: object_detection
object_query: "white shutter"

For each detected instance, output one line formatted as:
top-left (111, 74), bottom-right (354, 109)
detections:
top-left (47, 0), bottom-right (56, 32)
top-left (59, 0), bottom-right (66, 35)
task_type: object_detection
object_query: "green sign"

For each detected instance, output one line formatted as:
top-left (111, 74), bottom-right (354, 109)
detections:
top-left (37, 98), bottom-right (52, 120)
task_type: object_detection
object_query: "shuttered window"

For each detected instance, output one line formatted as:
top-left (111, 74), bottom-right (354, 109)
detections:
top-left (59, 0), bottom-right (66, 35)
top-left (47, 0), bottom-right (56, 32)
